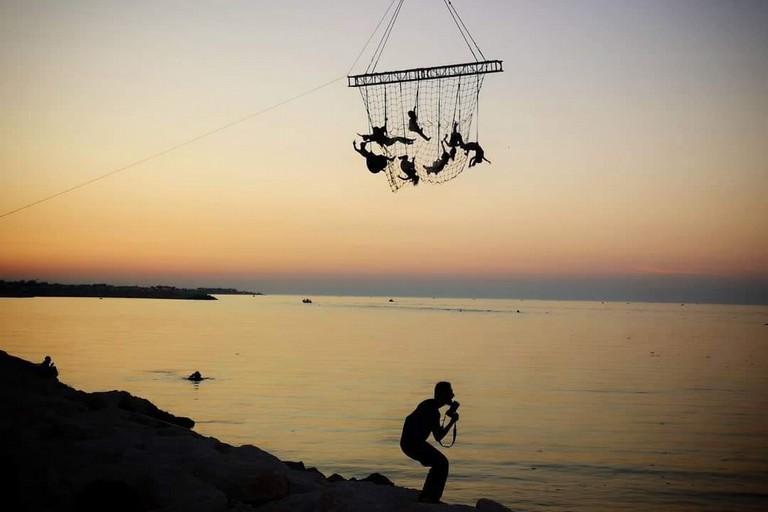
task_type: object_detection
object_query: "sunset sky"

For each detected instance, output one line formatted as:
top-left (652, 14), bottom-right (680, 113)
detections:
top-left (2, 0), bottom-right (767, 303)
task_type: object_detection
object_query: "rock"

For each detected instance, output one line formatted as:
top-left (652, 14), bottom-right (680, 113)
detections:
top-left (72, 480), bottom-right (145, 512)
top-left (317, 490), bottom-right (336, 511)
top-left (305, 466), bottom-right (326, 479)
top-left (323, 480), bottom-right (427, 512)
top-left (477, 498), bottom-right (513, 512)
top-left (224, 471), bottom-right (290, 505)
top-left (279, 460), bottom-right (327, 488)
top-left (0, 350), bottom-right (508, 512)
top-left (257, 489), bottom-right (336, 512)
top-left (362, 472), bottom-right (395, 486)
top-left (88, 390), bottom-right (195, 429)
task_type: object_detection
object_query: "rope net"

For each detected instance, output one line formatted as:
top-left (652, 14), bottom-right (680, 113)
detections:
top-left (357, 72), bottom-right (485, 191)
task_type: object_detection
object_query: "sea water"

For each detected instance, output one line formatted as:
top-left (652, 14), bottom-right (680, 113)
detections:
top-left (1, 295), bottom-right (767, 511)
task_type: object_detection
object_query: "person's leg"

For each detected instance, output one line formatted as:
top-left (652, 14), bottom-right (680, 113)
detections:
top-left (420, 444), bottom-right (449, 503)
top-left (403, 443), bottom-right (449, 503)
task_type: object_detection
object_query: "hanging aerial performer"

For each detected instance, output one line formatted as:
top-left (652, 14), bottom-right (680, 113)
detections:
top-left (463, 141), bottom-right (490, 167)
top-left (443, 120), bottom-right (488, 167)
top-left (408, 109), bottom-right (430, 141)
top-left (348, 0), bottom-right (503, 191)
top-left (353, 140), bottom-right (394, 174)
top-left (399, 155), bottom-right (420, 185)
top-left (359, 118), bottom-right (415, 147)
top-left (423, 141), bottom-right (454, 176)
top-left (444, 121), bottom-right (465, 150)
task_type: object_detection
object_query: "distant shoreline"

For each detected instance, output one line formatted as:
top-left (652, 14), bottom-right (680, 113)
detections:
top-left (0, 280), bottom-right (263, 301)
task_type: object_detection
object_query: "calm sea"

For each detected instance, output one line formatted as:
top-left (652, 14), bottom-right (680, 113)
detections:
top-left (1, 295), bottom-right (767, 511)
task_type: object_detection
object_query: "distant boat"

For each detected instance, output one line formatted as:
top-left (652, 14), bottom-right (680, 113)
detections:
top-left (302, 298), bottom-right (313, 304)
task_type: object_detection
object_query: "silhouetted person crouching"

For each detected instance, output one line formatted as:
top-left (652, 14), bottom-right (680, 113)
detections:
top-left (400, 381), bottom-right (459, 504)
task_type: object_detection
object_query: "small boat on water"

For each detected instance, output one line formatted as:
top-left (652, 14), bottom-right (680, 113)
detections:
top-left (302, 298), bottom-right (312, 304)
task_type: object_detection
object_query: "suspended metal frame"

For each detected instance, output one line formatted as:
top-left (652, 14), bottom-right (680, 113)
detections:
top-left (347, 59), bottom-right (503, 88)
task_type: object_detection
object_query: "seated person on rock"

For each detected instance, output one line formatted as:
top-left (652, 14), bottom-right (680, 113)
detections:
top-left (39, 355), bottom-right (59, 378)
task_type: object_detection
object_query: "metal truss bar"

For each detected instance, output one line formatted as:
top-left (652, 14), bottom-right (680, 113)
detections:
top-left (348, 60), bottom-right (503, 87)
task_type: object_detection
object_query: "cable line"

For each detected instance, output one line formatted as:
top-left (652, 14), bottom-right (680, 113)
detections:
top-left (0, 75), bottom-right (344, 220)
top-left (1, 0), bottom-right (405, 221)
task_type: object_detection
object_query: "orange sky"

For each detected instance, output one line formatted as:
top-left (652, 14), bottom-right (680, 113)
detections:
top-left (1, 1), bottom-right (767, 300)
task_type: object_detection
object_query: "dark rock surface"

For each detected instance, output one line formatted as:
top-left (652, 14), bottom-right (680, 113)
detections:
top-left (0, 350), bottom-right (511, 511)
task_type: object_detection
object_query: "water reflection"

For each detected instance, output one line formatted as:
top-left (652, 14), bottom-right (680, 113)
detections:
top-left (1, 295), bottom-right (766, 510)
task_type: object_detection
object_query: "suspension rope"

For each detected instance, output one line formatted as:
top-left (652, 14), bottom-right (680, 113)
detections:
top-left (348, 0), bottom-right (400, 76)
top-left (443, 0), bottom-right (486, 62)
top-left (384, 86), bottom-right (388, 126)
top-left (367, 0), bottom-right (406, 74)
top-left (437, 78), bottom-right (442, 148)
top-left (361, 0), bottom-right (487, 73)
top-left (475, 76), bottom-right (481, 139)
top-left (361, 87), bottom-right (373, 132)
top-left (399, 82), bottom-right (407, 142)
top-left (452, 81), bottom-right (461, 126)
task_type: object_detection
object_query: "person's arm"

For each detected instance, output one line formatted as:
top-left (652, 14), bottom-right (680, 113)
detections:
top-left (432, 414), bottom-right (459, 443)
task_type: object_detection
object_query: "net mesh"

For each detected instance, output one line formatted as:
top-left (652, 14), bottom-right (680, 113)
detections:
top-left (357, 72), bottom-right (485, 191)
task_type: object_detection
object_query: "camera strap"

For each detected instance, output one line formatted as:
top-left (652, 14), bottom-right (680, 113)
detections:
top-left (438, 415), bottom-right (457, 448)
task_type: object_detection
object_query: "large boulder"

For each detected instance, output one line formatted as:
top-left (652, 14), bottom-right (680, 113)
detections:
top-left (222, 470), bottom-right (290, 505)
top-left (87, 390), bottom-right (194, 429)
top-left (477, 498), bottom-right (514, 512)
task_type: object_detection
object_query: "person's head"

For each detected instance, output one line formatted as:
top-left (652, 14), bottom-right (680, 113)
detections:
top-left (43, 356), bottom-right (51, 363)
top-left (408, 110), bottom-right (416, 118)
top-left (434, 381), bottom-right (454, 406)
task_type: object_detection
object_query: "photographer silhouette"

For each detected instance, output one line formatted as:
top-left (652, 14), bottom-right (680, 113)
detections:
top-left (400, 381), bottom-right (460, 504)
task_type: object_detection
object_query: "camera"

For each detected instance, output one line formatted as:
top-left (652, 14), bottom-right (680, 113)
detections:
top-left (447, 400), bottom-right (460, 419)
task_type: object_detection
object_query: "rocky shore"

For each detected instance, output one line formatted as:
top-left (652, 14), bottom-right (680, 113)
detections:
top-left (0, 351), bottom-right (511, 512)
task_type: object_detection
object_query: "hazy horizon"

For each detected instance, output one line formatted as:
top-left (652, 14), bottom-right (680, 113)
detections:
top-left (4, 272), bottom-right (767, 306)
